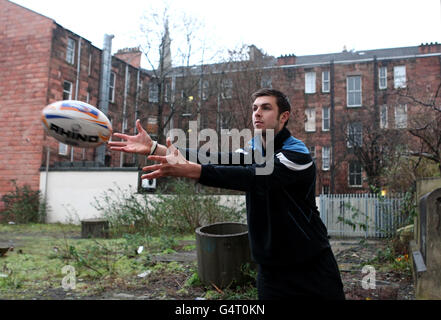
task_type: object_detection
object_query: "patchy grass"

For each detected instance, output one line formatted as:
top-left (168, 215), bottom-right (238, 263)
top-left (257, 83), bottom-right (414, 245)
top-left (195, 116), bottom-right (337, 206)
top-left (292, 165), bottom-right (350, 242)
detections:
top-left (0, 223), bottom-right (257, 300)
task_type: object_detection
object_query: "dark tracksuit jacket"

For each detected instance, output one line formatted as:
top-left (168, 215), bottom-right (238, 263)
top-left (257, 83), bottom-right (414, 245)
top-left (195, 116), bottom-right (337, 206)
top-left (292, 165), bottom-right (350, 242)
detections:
top-left (185, 127), bottom-right (344, 299)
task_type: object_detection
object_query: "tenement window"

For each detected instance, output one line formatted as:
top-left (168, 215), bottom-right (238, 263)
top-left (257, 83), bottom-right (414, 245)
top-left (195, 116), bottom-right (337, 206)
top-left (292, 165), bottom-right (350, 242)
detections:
top-left (347, 76), bottom-right (362, 107)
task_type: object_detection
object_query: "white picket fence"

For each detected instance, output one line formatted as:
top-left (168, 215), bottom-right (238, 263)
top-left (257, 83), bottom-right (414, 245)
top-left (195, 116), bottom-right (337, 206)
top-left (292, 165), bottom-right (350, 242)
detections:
top-left (319, 194), bottom-right (405, 238)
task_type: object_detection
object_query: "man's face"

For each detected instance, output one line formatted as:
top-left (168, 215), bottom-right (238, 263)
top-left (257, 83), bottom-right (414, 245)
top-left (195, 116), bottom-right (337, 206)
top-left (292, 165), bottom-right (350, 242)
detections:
top-left (252, 96), bottom-right (288, 135)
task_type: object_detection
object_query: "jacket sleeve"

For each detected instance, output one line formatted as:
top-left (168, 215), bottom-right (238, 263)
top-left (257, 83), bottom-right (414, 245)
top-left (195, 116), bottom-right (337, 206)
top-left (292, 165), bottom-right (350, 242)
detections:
top-left (180, 148), bottom-right (254, 166)
top-left (198, 150), bottom-right (315, 193)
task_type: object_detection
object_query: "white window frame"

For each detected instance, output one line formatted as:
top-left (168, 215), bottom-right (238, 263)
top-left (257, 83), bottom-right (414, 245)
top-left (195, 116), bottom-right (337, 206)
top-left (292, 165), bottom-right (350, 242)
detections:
top-left (66, 38), bottom-right (75, 64)
top-left (322, 146), bottom-right (331, 171)
top-left (202, 80), bottom-right (209, 101)
top-left (220, 111), bottom-right (232, 130)
top-left (347, 122), bottom-right (363, 148)
top-left (305, 72), bottom-right (316, 94)
top-left (348, 161), bottom-right (363, 187)
top-left (322, 71), bottom-right (330, 93)
top-left (148, 116), bottom-right (158, 125)
top-left (394, 104), bottom-right (408, 129)
top-left (347, 76), bottom-right (362, 107)
top-left (394, 66), bottom-right (406, 89)
top-left (380, 105), bottom-right (388, 129)
top-left (305, 107), bottom-right (316, 132)
top-left (221, 79), bottom-right (233, 99)
top-left (109, 72), bottom-right (116, 103)
top-left (379, 66), bottom-right (387, 90)
top-left (88, 53), bottom-right (92, 76)
top-left (126, 72), bottom-right (131, 93)
top-left (148, 82), bottom-right (159, 103)
top-left (322, 107), bottom-right (330, 132)
top-left (63, 81), bottom-right (73, 100)
top-left (261, 75), bottom-right (272, 88)
top-left (59, 143), bottom-right (68, 156)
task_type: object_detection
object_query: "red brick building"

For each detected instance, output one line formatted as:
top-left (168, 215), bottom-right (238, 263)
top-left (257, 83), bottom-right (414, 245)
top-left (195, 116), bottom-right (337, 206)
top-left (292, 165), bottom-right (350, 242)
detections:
top-left (159, 44), bottom-right (441, 194)
top-left (273, 45), bottom-right (441, 194)
top-left (1, 0), bottom-right (440, 203)
top-left (0, 0), bottom-right (152, 203)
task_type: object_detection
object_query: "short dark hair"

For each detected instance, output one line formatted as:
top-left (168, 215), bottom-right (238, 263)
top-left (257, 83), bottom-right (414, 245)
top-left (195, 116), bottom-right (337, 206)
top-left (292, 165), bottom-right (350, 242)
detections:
top-left (251, 88), bottom-right (291, 127)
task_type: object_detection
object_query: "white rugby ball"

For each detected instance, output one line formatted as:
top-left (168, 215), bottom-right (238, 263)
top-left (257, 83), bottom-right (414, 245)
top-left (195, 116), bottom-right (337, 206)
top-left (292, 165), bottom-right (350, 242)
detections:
top-left (41, 100), bottom-right (113, 148)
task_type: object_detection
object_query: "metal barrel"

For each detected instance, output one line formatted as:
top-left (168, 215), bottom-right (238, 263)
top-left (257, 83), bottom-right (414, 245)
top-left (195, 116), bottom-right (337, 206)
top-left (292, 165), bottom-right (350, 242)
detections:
top-left (195, 222), bottom-right (252, 289)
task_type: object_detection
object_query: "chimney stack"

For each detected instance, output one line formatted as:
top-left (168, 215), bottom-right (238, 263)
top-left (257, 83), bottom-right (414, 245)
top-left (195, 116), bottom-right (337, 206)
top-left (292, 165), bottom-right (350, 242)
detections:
top-left (419, 42), bottom-right (441, 54)
top-left (277, 54), bottom-right (297, 66)
top-left (115, 47), bottom-right (142, 68)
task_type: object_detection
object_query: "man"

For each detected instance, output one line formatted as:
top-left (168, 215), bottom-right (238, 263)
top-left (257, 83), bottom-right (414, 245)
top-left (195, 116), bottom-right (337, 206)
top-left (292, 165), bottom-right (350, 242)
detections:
top-left (108, 88), bottom-right (345, 300)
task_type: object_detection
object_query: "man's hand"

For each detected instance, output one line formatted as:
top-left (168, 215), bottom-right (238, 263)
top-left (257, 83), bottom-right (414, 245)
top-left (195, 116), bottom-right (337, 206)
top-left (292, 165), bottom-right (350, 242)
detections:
top-left (142, 138), bottom-right (201, 180)
top-left (107, 119), bottom-right (153, 155)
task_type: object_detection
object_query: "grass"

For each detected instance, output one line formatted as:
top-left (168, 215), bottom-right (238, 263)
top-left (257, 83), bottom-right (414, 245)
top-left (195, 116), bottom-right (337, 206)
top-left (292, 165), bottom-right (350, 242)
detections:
top-left (0, 223), bottom-right (258, 300)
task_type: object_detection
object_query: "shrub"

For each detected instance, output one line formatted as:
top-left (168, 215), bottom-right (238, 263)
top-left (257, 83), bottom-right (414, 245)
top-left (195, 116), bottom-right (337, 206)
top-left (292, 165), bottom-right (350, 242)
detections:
top-left (92, 179), bottom-right (245, 236)
top-left (0, 180), bottom-right (48, 224)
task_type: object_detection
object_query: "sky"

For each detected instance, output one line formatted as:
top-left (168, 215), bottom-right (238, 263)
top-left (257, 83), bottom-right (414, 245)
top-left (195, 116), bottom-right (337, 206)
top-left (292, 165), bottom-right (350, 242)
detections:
top-left (10, 0), bottom-right (441, 68)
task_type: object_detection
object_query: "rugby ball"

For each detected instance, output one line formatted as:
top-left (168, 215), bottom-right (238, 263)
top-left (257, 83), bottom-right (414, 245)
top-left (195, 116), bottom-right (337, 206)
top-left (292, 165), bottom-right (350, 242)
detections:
top-left (41, 100), bottom-right (112, 148)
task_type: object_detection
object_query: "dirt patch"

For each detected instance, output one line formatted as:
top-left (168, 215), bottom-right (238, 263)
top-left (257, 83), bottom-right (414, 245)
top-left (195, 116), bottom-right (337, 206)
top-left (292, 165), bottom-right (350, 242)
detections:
top-left (331, 239), bottom-right (415, 300)
top-left (0, 224), bottom-right (415, 300)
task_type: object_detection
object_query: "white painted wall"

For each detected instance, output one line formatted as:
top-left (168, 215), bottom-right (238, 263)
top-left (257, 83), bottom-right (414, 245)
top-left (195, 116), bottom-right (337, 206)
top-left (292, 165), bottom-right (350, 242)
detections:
top-left (40, 170), bottom-right (139, 224)
top-left (40, 169), bottom-right (321, 225)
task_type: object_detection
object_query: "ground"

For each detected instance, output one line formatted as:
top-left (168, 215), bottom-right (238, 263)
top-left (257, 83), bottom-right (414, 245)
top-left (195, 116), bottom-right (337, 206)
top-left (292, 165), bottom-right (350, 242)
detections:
top-left (0, 224), bottom-right (414, 300)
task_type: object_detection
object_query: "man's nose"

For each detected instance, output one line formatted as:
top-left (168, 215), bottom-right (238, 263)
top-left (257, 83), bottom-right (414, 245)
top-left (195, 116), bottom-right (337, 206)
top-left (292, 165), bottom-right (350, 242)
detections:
top-left (254, 108), bottom-right (262, 117)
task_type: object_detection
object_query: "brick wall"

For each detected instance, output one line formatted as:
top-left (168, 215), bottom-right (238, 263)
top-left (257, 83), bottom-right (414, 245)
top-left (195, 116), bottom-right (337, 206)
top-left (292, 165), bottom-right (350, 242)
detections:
top-left (0, 0), bottom-right (55, 200)
top-left (43, 24), bottom-right (102, 167)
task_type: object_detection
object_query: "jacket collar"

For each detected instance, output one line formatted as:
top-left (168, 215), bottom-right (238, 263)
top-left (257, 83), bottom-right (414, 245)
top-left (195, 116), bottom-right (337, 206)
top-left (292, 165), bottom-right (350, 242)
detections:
top-left (248, 127), bottom-right (292, 154)
top-left (274, 127), bottom-right (291, 151)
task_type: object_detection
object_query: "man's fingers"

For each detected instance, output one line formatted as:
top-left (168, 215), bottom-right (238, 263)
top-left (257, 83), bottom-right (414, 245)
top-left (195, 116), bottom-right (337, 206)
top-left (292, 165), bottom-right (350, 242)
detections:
top-left (142, 164), bottom-right (163, 172)
top-left (107, 141), bottom-right (128, 147)
top-left (113, 133), bottom-right (131, 140)
top-left (166, 137), bottom-right (172, 147)
top-left (147, 155), bottom-right (168, 163)
top-left (141, 172), bottom-right (161, 180)
top-left (166, 137), bottom-right (180, 155)
top-left (136, 119), bottom-right (144, 133)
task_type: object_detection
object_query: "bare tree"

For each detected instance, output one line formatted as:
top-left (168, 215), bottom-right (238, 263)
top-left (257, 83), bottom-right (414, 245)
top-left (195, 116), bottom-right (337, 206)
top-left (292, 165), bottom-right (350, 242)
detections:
top-left (336, 108), bottom-right (407, 190)
top-left (215, 45), bottom-right (276, 131)
top-left (395, 81), bottom-right (441, 174)
top-left (138, 6), bottom-right (208, 144)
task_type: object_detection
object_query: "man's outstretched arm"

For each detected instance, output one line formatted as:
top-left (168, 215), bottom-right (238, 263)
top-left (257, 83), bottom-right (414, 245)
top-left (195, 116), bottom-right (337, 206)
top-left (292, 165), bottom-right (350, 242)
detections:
top-left (107, 119), bottom-right (168, 156)
top-left (142, 138), bottom-right (202, 181)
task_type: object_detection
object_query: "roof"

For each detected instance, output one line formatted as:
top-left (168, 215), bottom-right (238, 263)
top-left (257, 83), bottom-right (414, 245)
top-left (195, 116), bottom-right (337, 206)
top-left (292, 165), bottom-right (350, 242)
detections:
top-left (284, 45), bottom-right (434, 66)
top-left (146, 44), bottom-right (441, 78)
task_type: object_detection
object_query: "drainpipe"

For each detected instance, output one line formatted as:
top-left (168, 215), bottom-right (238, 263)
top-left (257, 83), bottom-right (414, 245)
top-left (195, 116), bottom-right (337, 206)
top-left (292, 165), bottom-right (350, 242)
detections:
top-left (330, 60), bottom-right (336, 194)
top-left (44, 146), bottom-right (50, 221)
top-left (71, 37), bottom-right (82, 162)
top-left (133, 69), bottom-right (140, 165)
top-left (373, 56), bottom-right (379, 128)
top-left (96, 34), bottom-right (114, 165)
top-left (170, 75), bottom-right (176, 131)
top-left (120, 62), bottom-right (130, 167)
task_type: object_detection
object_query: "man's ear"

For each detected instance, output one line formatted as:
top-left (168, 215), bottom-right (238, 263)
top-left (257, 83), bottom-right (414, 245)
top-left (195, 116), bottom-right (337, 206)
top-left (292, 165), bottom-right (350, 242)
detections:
top-left (281, 111), bottom-right (290, 125)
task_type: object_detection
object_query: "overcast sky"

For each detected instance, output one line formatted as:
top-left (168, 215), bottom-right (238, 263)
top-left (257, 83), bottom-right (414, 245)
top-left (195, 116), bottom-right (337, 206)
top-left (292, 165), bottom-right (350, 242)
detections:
top-left (10, 0), bottom-right (441, 68)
